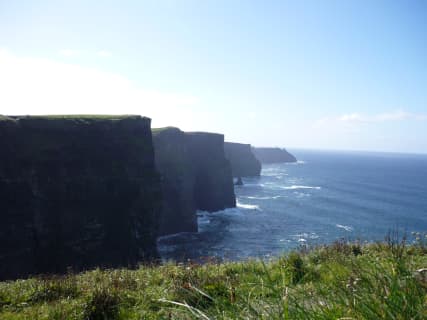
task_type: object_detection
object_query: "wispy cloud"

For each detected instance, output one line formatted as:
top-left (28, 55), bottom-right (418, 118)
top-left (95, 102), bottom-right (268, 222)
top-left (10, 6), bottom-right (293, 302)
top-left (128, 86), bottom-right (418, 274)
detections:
top-left (339, 110), bottom-right (427, 123)
top-left (0, 49), bottom-right (198, 128)
top-left (338, 113), bottom-right (364, 122)
top-left (316, 110), bottom-right (427, 127)
top-left (59, 49), bottom-right (81, 57)
top-left (97, 50), bottom-right (112, 57)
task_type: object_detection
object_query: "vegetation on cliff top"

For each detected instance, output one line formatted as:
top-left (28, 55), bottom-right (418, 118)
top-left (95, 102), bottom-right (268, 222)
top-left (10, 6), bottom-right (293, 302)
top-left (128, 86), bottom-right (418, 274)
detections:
top-left (0, 115), bottom-right (145, 122)
top-left (0, 235), bottom-right (426, 319)
top-left (152, 127), bottom-right (181, 135)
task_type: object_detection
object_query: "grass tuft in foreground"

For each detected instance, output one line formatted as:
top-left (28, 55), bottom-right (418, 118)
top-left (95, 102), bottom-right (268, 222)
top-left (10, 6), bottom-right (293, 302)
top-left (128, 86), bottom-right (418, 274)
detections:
top-left (1, 235), bottom-right (426, 319)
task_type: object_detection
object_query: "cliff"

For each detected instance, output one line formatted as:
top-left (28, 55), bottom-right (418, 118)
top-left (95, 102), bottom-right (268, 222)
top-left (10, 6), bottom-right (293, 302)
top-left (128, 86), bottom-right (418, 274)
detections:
top-left (0, 115), bottom-right (162, 280)
top-left (252, 147), bottom-right (297, 163)
top-left (153, 128), bottom-right (236, 235)
top-left (152, 127), bottom-right (197, 236)
top-left (224, 142), bottom-right (261, 177)
top-left (186, 132), bottom-right (236, 212)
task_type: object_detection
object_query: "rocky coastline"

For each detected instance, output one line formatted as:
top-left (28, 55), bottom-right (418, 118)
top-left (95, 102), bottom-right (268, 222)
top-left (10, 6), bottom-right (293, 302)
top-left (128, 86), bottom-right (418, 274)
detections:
top-left (0, 115), bottom-right (296, 279)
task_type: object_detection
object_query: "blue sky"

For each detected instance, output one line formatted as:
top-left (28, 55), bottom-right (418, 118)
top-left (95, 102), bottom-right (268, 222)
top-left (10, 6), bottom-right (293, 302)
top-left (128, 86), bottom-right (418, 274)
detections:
top-left (0, 0), bottom-right (426, 153)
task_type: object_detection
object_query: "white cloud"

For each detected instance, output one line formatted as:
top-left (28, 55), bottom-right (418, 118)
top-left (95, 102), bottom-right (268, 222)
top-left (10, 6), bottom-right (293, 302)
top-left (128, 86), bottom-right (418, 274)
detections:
top-left (59, 49), bottom-right (81, 57)
top-left (316, 110), bottom-right (427, 127)
top-left (375, 110), bottom-right (427, 121)
top-left (0, 49), bottom-right (198, 127)
top-left (339, 113), bottom-right (364, 122)
top-left (97, 50), bottom-right (112, 57)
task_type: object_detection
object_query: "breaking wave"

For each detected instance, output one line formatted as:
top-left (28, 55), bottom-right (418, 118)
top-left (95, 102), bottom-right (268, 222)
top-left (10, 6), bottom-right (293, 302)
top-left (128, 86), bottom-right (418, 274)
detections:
top-left (336, 224), bottom-right (353, 232)
top-left (236, 201), bottom-right (261, 210)
top-left (281, 185), bottom-right (321, 190)
top-left (244, 195), bottom-right (282, 200)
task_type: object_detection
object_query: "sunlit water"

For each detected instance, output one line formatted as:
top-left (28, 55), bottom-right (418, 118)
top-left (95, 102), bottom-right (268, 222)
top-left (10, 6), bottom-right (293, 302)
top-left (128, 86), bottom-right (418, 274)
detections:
top-left (158, 150), bottom-right (427, 262)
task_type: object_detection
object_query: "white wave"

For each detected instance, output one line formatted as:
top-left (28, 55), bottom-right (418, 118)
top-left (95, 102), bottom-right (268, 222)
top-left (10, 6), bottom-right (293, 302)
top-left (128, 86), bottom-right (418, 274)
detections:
top-left (197, 216), bottom-right (211, 225)
top-left (244, 195), bottom-right (281, 200)
top-left (291, 232), bottom-right (319, 240)
top-left (286, 160), bottom-right (306, 165)
top-left (157, 232), bottom-right (195, 241)
top-left (236, 200), bottom-right (261, 210)
top-left (336, 224), bottom-right (353, 232)
top-left (281, 185), bottom-right (321, 190)
top-left (262, 173), bottom-right (288, 177)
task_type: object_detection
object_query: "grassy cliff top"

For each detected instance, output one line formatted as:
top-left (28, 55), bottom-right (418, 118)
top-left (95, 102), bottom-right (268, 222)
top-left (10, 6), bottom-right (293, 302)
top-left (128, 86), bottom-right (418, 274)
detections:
top-left (1, 239), bottom-right (426, 319)
top-left (7, 114), bottom-right (144, 121)
top-left (152, 126), bottom-right (181, 134)
top-left (0, 115), bottom-right (15, 121)
top-left (185, 131), bottom-right (223, 136)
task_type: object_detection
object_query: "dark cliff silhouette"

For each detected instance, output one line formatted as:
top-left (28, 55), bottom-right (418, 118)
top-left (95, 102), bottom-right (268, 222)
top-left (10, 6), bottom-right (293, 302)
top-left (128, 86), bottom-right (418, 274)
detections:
top-left (224, 142), bottom-right (261, 177)
top-left (252, 147), bottom-right (297, 164)
top-left (153, 127), bottom-right (236, 236)
top-left (0, 115), bottom-right (161, 280)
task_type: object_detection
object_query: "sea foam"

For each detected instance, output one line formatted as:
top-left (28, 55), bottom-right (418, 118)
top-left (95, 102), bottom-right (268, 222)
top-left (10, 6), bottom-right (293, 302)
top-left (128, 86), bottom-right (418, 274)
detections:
top-left (281, 185), bottom-right (321, 190)
top-left (236, 200), bottom-right (261, 210)
top-left (336, 224), bottom-right (353, 232)
top-left (244, 195), bottom-right (281, 200)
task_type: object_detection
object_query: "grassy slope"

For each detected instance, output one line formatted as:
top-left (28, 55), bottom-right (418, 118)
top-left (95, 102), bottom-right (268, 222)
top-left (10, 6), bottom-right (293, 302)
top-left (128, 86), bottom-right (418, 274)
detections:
top-left (0, 239), bottom-right (426, 320)
top-left (151, 127), bottom-right (180, 135)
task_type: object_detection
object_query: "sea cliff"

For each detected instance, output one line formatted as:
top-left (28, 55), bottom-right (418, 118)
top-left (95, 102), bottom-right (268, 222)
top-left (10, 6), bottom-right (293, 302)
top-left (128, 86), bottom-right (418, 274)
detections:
top-left (186, 132), bottom-right (236, 212)
top-left (152, 127), bottom-right (197, 236)
top-left (153, 128), bottom-right (236, 235)
top-left (252, 147), bottom-right (297, 163)
top-left (224, 142), bottom-right (261, 177)
top-left (0, 115), bottom-right (162, 280)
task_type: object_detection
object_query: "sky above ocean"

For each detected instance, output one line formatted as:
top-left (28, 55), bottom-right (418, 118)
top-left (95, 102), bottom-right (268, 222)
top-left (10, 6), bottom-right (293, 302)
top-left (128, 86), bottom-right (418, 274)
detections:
top-left (0, 0), bottom-right (426, 153)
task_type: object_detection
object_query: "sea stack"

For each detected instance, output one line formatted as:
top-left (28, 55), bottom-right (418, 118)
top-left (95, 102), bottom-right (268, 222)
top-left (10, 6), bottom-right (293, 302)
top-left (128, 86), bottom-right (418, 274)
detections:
top-left (0, 115), bottom-right (162, 280)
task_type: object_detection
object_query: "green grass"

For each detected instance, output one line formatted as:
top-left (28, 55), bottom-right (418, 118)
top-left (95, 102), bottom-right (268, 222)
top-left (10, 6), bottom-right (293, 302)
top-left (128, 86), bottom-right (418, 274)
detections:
top-left (0, 115), bottom-right (15, 121)
top-left (14, 115), bottom-right (141, 120)
top-left (152, 127), bottom-right (180, 135)
top-left (1, 237), bottom-right (426, 319)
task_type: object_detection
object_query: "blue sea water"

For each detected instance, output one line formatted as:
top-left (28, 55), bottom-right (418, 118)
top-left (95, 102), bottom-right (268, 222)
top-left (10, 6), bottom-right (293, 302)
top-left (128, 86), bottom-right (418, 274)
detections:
top-left (158, 150), bottom-right (427, 261)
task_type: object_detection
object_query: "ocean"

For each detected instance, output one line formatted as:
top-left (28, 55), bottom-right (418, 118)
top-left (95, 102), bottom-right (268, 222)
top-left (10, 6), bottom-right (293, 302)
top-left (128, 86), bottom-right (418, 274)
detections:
top-left (158, 149), bottom-right (427, 261)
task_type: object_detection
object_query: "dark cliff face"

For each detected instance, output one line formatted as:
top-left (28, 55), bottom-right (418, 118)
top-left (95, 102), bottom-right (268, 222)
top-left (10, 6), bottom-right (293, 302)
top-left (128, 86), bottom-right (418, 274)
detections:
top-left (152, 127), bottom-right (197, 236)
top-left (252, 147), bottom-right (297, 164)
top-left (186, 132), bottom-right (236, 212)
top-left (152, 128), bottom-right (236, 236)
top-left (224, 142), bottom-right (261, 177)
top-left (0, 115), bottom-right (162, 280)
